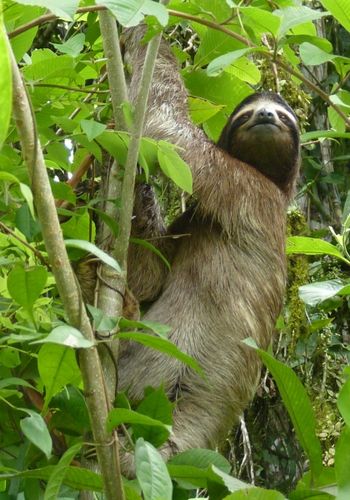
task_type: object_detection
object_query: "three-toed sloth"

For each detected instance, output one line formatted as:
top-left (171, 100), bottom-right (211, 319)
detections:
top-left (117, 30), bottom-right (300, 472)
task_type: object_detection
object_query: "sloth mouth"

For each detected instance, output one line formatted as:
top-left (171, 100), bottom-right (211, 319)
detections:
top-left (249, 122), bottom-right (281, 131)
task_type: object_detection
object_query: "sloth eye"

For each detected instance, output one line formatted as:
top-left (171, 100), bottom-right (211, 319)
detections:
top-left (278, 112), bottom-right (289, 123)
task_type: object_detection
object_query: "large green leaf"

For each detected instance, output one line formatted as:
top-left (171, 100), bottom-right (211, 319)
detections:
top-left (206, 48), bottom-right (252, 77)
top-left (118, 331), bottom-right (203, 375)
top-left (38, 343), bottom-right (81, 409)
top-left (169, 449), bottom-right (230, 474)
top-left (7, 265), bottom-right (48, 314)
top-left (96, 0), bottom-right (168, 27)
top-left (223, 488), bottom-right (285, 499)
top-left (320, 0), bottom-right (350, 32)
top-left (242, 6), bottom-right (281, 37)
top-left (64, 239), bottom-right (121, 272)
top-left (32, 325), bottom-right (95, 349)
top-left (338, 378), bottom-right (350, 427)
top-left (286, 236), bottom-right (350, 264)
top-left (157, 141), bottom-right (192, 194)
top-left (80, 119), bottom-right (106, 142)
top-left (299, 43), bottom-right (337, 65)
top-left (133, 387), bottom-right (173, 447)
top-left (20, 409), bottom-right (52, 459)
top-left (275, 6), bottom-right (328, 37)
top-left (44, 443), bottom-right (82, 500)
top-left (135, 438), bottom-right (173, 500)
top-left (0, 466), bottom-right (103, 492)
top-left (245, 341), bottom-right (323, 481)
top-left (14, 0), bottom-right (79, 21)
top-left (299, 279), bottom-right (350, 306)
top-left (107, 408), bottom-right (171, 434)
top-left (335, 427), bottom-right (350, 500)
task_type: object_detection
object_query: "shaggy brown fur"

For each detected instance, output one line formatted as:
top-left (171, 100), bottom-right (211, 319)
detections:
top-left (122, 30), bottom-right (300, 474)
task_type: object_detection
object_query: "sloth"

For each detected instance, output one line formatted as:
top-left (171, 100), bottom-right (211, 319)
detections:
top-left (115, 31), bottom-right (300, 473)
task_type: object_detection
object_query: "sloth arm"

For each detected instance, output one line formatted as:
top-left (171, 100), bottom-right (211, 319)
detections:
top-left (126, 31), bottom-right (278, 236)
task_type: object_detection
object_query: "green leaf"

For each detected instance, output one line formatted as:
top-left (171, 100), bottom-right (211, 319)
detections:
top-left (245, 341), bottom-right (323, 480)
top-left (51, 385), bottom-right (91, 434)
top-left (96, 0), bottom-right (169, 27)
top-left (286, 236), bottom-right (350, 264)
top-left (130, 237), bottom-right (170, 270)
top-left (158, 141), bottom-right (192, 194)
top-left (19, 183), bottom-right (35, 220)
top-left (32, 325), bottom-right (95, 348)
top-left (118, 318), bottom-right (171, 338)
top-left (44, 443), bottom-right (82, 500)
top-left (241, 7), bottom-right (281, 37)
top-left (338, 379), bottom-right (350, 427)
top-left (20, 409), bottom-right (52, 459)
top-left (167, 461), bottom-right (250, 491)
top-left (223, 488), bottom-right (285, 499)
top-left (301, 130), bottom-right (350, 141)
top-left (225, 57), bottom-right (261, 85)
top-left (212, 466), bottom-right (255, 494)
top-left (0, 22), bottom-right (12, 151)
top-left (135, 438), bottom-right (173, 500)
top-left (51, 33), bottom-right (85, 57)
top-left (299, 43), bottom-right (337, 65)
top-left (335, 427), bottom-right (350, 500)
top-left (106, 408), bottom-right (171, 435)
top-left (4, 5), bottom-right (43, 62)
top-left (207, 48), bottom-right (252, 77)
top-left (169, 449), bottom-right (230, 474)
top-left (275, 6), bottom-right (328, 37)
top-left (188, 97), bottom-right (224, 125)
top-left (0, 347), bottom-right (21, 368)
top-left (118, 332), bottom-right (203, 375)
top-left (62, 212), bottom-right (96, 242)
top-left (299, 279), bottom-right (350, 306)
top-left (64, 239), bottom-right (121, 272)
top-left (80, 119), bottom-right (107, 142)
top-left (133, 387), bottom-right (173, 447)
top-left (15, 0), bottom-right (79, 21)
top-left (319, 0), bottom-right (350, 32)
top-left (38, 343), bottom-right (81, 409)
top-left (0, 377), bottom-right (34, 390)
top-left (0, 466), bottom-right (103, 492)
top-left (23, 50), bottom-right (75, 82)
top-left (7, 265), bottom-right (48, 314)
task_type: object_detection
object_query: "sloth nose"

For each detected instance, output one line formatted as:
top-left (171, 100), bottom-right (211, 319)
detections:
top-left (255, 108), bottom-right (276, 124)
top-left (257, 108), bottom-right (275, 122)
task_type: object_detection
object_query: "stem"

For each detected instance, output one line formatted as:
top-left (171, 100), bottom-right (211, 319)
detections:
top-left (113, 30), bottom-right (164, 269)
top-left (99, 10), bottom-right (128, 130)
top-left (8, 37), bottom-right (124, 500)
top-left (95, 11), bottom-right (129, 404)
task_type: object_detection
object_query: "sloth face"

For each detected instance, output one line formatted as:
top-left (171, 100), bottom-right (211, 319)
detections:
top-left (218, 92), bottom-right (300, 191)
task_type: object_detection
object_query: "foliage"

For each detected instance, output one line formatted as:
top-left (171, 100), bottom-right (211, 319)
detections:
top-left (0, 0), bottom-right (350, 498)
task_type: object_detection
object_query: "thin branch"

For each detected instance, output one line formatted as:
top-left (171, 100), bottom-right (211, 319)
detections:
top-left (93, 11), bottom-right (129, 404)
top-left (0, 221), bottom-right (49, 267)
top-left (99, 10), bottom-right (128, 130)
top-left (113, 29), bottom-right (165, 269)
top-left (28, 83), bottom-right (109, 94)
top-left (8, 5), bottom-right (350, 127)
top-left (7, 36), bottom-right (124, 500)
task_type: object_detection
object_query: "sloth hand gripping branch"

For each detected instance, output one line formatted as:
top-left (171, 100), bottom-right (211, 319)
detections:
top-left (118, 28), bottom-right (300, 476)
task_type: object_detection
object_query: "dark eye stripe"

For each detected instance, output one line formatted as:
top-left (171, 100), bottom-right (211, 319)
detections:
top-left (231, 110), bottom-right (254, 127)
top-left (277, 111), bottom-right (292, 124)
